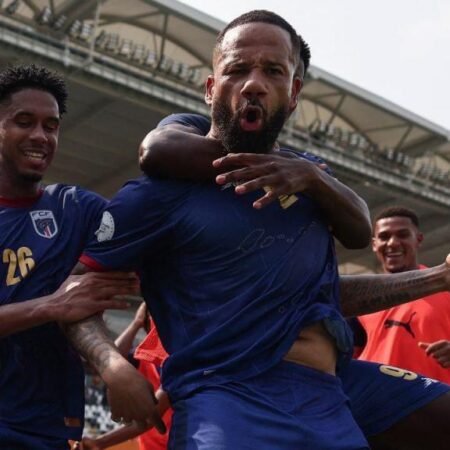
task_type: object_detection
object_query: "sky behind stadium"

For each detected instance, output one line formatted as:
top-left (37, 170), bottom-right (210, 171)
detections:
top-left (181, 0), bottom-right (450, 130)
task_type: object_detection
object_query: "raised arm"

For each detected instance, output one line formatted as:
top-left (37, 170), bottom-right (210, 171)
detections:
top-left (114, 301), bottom-right (147, 357)
top-left (63, 263), bottom-right (166, 432)
top-left (340, 254), bottom-right (450, 317)
top-left (140, 115), bottom-right (371, 249)
top-left (0, 271), bottom-right (135, 338)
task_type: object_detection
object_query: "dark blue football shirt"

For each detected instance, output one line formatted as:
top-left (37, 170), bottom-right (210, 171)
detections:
top-left (0, 185), bottom-right (106, 439)
top-left (82, 117), bottom-right (352, 401)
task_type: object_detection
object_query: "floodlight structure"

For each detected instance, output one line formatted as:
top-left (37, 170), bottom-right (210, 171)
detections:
top-left (94, 30), bottom-right (107, 49)
top-left (52, 14), bottom-right (67, 30)
top-left (170, 60), bottom-right (181, 77)
top-left (79, 22), bottom-right (93, 42)
top-left (188, 67), bottom-right (201, 84)
top-left (68, 20), bottom-right (82, 38)
top-left (119, 39), bottom-right (133, 58)
top-left (179, 63), bottom-right (190, 81)
top-left (132, 44), bottom-right (146, 63)
top-left (105, 33), bottom-right (119, 53)
top-left (159, 55), bottom-right (172, 72)
top-left (37, 6), bottom-right (52, 25)
top-left (144, 51), bottom-right (157, 68)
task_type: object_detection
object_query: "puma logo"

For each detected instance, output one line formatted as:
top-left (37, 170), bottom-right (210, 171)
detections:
top-left (384, 312), bottom-right (416, 338)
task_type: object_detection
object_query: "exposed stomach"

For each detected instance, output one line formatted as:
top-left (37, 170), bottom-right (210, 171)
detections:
top-left (283, 321), bottom-right (338, 375)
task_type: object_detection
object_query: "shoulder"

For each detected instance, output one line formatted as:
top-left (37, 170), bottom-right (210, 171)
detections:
top-left (280, 148), bottom-right (333, 176)
top-left (109, 175), bottom-right (193, 211)
top-left (43, 184), bottom-right (106, 207)
top-left (158, 113), bottom-right (211, 133)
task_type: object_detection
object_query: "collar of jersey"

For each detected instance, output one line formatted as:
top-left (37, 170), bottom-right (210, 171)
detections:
top-left (0, 188), bottom-right (44, 208)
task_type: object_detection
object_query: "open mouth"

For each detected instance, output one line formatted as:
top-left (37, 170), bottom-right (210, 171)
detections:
top-left (24, 150), bottom-right (46, 161)
top-left (22, 148), bottom-right (48, 169)
top-left (240, 106), bottom-right (263, 131)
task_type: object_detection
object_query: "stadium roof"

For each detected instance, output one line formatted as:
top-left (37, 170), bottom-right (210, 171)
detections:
top-left (0, 0), bottom-right (448, 273)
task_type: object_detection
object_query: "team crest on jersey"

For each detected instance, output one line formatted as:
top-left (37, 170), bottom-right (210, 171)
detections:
top-left (30, 210), bottom-right (58, 239)
top-left (95, 211), bottom-right (115, 242)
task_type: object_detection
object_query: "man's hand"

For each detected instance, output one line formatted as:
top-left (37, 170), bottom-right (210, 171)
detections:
top-left (213, 152), bottom-right (325, 209)
top-left (419, 340), bottom-right (450, 368)
top-left (73, 438), bottom-right (101, 450)
top-left (105, 361), bottom-right (166, 433)
top-left (155, 387), bottom-right (171, 416)
top-left (52, 272), bottom-right (139, 323)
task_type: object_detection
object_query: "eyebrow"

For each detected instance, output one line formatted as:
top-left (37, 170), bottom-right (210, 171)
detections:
top-left (14, 111), bottom-right (60, 121)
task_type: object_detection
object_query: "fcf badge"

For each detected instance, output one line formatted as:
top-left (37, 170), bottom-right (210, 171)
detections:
top-left (30, 210), bottom-right (58, 239)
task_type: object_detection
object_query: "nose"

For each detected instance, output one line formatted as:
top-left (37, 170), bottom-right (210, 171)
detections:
top-left (240, 69), bottom-right (268, 101)
top-left (387, 235), bottom-right (400, 247)
top-left (29, 124), bottom-right (48, 144)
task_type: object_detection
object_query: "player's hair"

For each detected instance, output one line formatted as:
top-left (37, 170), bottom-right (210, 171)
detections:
top-left (0, 64), bottom-right (67, 115)
top-left (375, 206), bottom-right (420, 228)
top-left (214, 10), bottom-right (310, 78)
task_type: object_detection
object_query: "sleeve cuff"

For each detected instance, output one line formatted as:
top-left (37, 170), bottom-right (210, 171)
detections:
top-left (79, 254), bottom-right (107, 271)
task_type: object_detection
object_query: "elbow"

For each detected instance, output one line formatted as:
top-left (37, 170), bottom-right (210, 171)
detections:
top-left (336, 222), bottom-right (372, 249)
top-left (139, 128), bottom-right (168, 176)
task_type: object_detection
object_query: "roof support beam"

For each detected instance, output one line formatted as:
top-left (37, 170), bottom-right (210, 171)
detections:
top-left (327, 94), bottom-right (346, 125)
top-left (157, 13), bottom-right (169, 66)
top-left (363, 123), bottom-right (409, 133)
top-left (99, 11), bottom-right (163, 26)
top-left (395, 124), bottom-right (413, 150)
top-left (21, 0), bottom-right (40, 16)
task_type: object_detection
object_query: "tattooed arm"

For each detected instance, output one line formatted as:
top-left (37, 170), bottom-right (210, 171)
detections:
top-left (62, 263), bottom-right (166, 432)
top-left (340, 254), bottom-right (450, 317)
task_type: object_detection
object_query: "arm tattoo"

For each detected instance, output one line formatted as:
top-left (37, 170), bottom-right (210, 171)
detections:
top-left (340, 264), bottom-right (447, 318)
top-left (63, 314), bottom-right (121, 376)
top-left (65, 262), bottom-right (123, 375)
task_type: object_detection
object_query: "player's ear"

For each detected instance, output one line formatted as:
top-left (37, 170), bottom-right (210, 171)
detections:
top-left (205, 75), bottom-right (214, 106)
top-left (289, 76), bottom-right (302, 113)
top-left (416, 231), bottom-right (424, 247)
top-left (371, 237), bottom-right (377, 252)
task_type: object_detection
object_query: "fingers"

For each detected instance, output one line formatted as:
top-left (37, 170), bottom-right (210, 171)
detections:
top-left (418, 342), bottom-right (429, 351)
top-left (427, 342), bottom-right (450, 359)
top-left (94, 283), bottom-right (140, 298)
top-left (253, 190), bottom-right (277, 209)
top-left (419, 341), bottom-right (450, 367)
top-left (420, 340), bottom-right (448, 356)
top-left (213, 153), bottom-right (267, 169)
top-left (437, 358), bottom-right (450, 368)
top-left (97, 299), bottom-right (130, 311)
top-left (216, 166), bottom-right (271, 187)
top-left (156, 389), bottom-right (172, 415)
top-left (234, 176), bottom-right (279, 196)
top-left (150, 409), bottom-right (167, 434)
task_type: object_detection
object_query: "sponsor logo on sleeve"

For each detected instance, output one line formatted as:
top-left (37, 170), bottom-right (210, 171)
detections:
top-left (30, 210), bottom-right (58, 239)
top-left (95, 211), bottom-right (115, 242)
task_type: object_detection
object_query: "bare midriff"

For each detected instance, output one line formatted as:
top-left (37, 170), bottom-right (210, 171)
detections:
top-left (283, 321), bottom-right (338, 375)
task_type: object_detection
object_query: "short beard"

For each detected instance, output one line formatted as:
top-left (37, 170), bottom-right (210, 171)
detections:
top-left (20, 172), bottom-right (43, 183)
top-left (212, 100), bottom-right (288, 154)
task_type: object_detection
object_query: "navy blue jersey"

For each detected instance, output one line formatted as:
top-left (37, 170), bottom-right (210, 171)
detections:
top-left (0, 185), bottom-right (106, 440)
top-left (82, 172), bottom-right (352, 402)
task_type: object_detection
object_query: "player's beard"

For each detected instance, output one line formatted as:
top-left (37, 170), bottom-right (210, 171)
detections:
top-left (211, 99), bottom-right (288, 154)
top-left (20, 172), bottom-right (43, 183)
